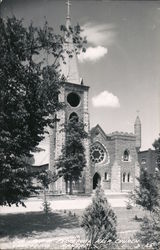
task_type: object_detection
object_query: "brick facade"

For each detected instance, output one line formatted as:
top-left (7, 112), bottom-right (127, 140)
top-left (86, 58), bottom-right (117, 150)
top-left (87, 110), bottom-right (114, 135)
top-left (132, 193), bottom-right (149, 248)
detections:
top-left (138, 149), bottom-right (158, 173)
top-left (90, 126), bottom-right (139, 192)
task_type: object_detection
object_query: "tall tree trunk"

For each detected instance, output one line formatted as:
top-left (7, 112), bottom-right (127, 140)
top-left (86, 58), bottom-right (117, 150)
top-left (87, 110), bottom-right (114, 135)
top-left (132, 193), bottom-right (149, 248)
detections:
top-left (65, 180), bottom-right (68, 194)
top-left (69, 176), bottom-right (73, 195)
top-left (43, 187), bottom-right (46, 205)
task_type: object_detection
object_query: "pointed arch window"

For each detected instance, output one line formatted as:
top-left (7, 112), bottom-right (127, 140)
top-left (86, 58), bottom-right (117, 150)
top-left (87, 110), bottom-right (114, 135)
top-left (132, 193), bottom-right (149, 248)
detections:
top-left (122, 173), bottom-right (126, 183)
top-left (127, 173), bottom-right (130, 182)
top-left (141, 158), bottom-right (146, 164)
top-left (104, 172), bottom-right (109, 181)
top-left (123, 150), bottom-right (130, 161)
top-left (69, 112), bottom-right (79, 122)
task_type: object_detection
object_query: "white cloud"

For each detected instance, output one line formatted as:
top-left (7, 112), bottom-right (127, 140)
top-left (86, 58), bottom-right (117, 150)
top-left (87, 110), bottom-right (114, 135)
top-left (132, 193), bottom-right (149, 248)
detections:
top-left (82, 22), bottom-right (116, 46)
top-left (92, 91), bottom-right (120, 108)
top-left (78, 46), bottom-right (107, 63)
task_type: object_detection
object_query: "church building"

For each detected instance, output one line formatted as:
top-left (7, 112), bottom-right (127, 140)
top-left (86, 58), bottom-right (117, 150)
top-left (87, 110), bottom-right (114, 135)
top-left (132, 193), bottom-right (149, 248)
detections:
top-left (48, 1), bottom-right (140, 195)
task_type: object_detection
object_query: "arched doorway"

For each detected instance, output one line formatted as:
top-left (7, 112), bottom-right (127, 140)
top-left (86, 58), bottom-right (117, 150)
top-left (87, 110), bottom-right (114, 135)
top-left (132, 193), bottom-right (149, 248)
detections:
top-left (93, 172), bottom-right (101, 190)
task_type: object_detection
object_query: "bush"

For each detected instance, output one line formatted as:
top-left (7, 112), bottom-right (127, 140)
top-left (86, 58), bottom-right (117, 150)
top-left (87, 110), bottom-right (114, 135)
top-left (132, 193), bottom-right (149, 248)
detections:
top-left (136, 207), bottom-right (160, 250)
top-left (126, 200), bottom-right (133, 210)
top-left (81, 185), bottom-right (117, 249)
top-left (42, 189), bottom-right (52, 219)
top-left (42, 199), bottom-right (52, 216)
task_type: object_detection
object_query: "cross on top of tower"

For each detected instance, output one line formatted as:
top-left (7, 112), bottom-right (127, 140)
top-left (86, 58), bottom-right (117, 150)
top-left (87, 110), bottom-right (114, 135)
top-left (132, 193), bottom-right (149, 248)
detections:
top-left (66, 0), bottom-right (71, 19)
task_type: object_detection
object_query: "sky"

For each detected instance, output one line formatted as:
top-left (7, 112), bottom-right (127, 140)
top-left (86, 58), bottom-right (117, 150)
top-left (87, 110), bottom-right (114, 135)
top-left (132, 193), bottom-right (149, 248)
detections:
top-left (1, 0), bottom-right (160, 160)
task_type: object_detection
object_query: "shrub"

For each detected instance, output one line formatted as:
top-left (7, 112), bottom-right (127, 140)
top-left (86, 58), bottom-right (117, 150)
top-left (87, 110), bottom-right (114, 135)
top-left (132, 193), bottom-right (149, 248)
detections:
top-left (42, 189), bottom-right (52, 219)
top-left (136, 207), bottom-right (160, 250)
top-left (81, 185), bottom-right (117, 249)
top-left (126, 200), bottom-right (133, 210)
top-left (42, 198), bottom-right (52, 216)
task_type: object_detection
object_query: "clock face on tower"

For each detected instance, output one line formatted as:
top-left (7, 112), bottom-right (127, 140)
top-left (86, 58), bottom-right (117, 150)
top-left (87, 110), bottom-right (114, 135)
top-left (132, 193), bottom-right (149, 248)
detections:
top-left (67, 92), bottom-right (80, 107)
top-left (90, 143), bottom-right (107, 164)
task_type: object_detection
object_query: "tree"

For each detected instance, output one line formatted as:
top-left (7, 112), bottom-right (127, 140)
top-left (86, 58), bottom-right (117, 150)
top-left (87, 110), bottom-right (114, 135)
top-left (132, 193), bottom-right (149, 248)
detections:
top-left (81, 185), bottom-right (117, 249)
top-left (38, 170), bottom-right (57, 219)
top-left (136, 206), bottom-right (160, 250)
top-left (153, 137), bottom-right (160, 170)
top-left (153, 136), bottom-right (160, 191)
top-left (0, 16), bottom-right (86, 206)
top-left (57, 116), bottom-right (88, 194)
top-left (131, 136), bottom-right (160, 212)
top-left (134, 137), bottom-right (160, 249)
top-left (131, 166), bottom-right (159, 212)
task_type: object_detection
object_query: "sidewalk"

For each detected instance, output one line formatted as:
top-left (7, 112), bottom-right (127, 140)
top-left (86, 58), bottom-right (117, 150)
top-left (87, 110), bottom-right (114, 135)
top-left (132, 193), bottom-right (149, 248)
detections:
top-left (0, 195), bottom-right (129, 214)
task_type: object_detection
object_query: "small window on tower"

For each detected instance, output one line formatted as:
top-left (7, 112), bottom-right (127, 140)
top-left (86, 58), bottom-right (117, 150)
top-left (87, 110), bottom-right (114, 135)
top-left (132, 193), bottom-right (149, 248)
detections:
top-left (69, 112), bottom-right (79, 122)
top-left (141, 158), bottom-right (146, 164)
top-left (67, 92), bottom-right (80, 107)
top-left (123, 150), bottom-right (130, 161)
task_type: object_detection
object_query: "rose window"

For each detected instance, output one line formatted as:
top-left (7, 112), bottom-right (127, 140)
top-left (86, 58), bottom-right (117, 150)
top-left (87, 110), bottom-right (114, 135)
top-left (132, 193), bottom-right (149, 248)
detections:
top-left (90, 143), bottom-right (106, 164)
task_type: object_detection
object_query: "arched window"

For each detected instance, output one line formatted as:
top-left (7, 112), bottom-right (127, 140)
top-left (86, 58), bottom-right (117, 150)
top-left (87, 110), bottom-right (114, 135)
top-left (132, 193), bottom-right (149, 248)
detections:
top-left (127, 173), bottom-right (130, 182)
top-left (104, 172), bottom-right (109, 181)
top-left (93, 172), bottom-right (101, 189)
top-left (90, 143), bottom-right (107, 164)
top-left (122, 173), bottom-right (126, 182)
top-left (69, 112), bottom-right (79, 122)
top-left (141, 158), bottom-right (146, 164)
top-left (123, 150), bottom-right (130, 161)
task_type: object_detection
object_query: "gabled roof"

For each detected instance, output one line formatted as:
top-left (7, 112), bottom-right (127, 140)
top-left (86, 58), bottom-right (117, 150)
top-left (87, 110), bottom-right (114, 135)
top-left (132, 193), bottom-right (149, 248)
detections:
top-left (91, 124), bottom-right (136, 141)
top-left (90, 124), bottom-right (111, 141)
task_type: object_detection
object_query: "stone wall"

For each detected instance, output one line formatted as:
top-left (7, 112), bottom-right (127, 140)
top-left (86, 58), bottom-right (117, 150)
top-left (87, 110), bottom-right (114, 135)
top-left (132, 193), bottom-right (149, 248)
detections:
top-left (49, 85), bottom-right (66, 193)
top-left (49, 82), bottom-right (90, 194)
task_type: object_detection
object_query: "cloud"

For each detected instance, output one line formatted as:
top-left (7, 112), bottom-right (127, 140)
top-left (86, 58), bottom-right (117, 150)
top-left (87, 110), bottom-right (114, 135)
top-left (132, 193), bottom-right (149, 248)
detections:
top-left (78, 46), bottom-right (107, 63)
top-left (81, 22), bottom-right (116, 46)
top-left (92, 91), bottom-right (120, 108)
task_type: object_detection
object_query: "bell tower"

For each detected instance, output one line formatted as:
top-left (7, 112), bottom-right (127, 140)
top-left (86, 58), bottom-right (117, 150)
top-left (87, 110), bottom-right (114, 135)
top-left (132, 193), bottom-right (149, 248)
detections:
top-left (49, 0), bottom-right (91, 194)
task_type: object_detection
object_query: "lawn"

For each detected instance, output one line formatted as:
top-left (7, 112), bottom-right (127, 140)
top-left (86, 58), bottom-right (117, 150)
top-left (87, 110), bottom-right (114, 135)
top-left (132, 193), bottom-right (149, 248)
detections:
top-left (0, 206), bottom-right (146, 249)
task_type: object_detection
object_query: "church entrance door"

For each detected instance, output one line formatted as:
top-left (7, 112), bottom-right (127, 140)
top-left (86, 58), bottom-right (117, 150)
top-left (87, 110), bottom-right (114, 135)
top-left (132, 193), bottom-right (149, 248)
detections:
top-left (93, 172), bottom-right (101, 190)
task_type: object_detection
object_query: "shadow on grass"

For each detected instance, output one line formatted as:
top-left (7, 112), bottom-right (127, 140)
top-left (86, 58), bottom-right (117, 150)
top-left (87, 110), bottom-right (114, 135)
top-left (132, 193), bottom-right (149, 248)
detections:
top-left (0, 212), bottom-right (79, 238)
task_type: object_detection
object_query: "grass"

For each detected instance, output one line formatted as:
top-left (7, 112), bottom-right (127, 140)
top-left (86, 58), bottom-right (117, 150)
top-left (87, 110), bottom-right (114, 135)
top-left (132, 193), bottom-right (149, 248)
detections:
top-left (0, 206), bottom-right (146, 249)
top-left (69, 206), bottom-right (146, 237)
top-left (0, 211), bottom-right (80, 238)
top-left (115, 207), bottom-right (145, 232)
